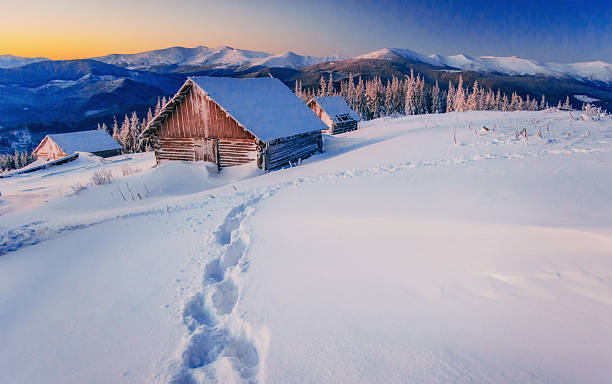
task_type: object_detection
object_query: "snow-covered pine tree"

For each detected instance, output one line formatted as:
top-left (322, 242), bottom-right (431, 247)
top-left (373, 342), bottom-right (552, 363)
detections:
top-left (112, 116), bottom-right (120, 142)
top-left (146, 108), bottom-right (153, 125)
top-left (154, 97), bottom-right (162, 115)
top-left (467, 81), bottom-right (478, 110)
top-left (128, 111), bottom-right (141, 152)
top-left (501, 94), bottom-right (509, 111)
top-left (319, 76), bottom-right (327, 97)
top-left (563, 95), bottom-right (571, 110)
top-left (540, 95), bottom-right (546, 110)
top-left (355, 76), bottom-right (366, 119)
top-left (431, 80), bottom-right (441, 113)
top-left (327, 73), bottom-right (334, 96)
top-left (347, 73), bottom-right (356, 110)
top-left (404, 76), bottom-right (416, 115)
top-left (392, 76), bottom-right (404, 114)
top-left (510, 92), bottom-right (520, 111)
top-left (495, 89), bottom-right (502, 110)
top-left (118, 114), bottom-right (131, 151)
top-left (384, 79), bottom-right (393, 115)
top-left (453, 75), bottom-right (465, 112)
top-left (100, 123), bottom-right (109, 134)
top-left (446, 81), bottom-right (455, 112)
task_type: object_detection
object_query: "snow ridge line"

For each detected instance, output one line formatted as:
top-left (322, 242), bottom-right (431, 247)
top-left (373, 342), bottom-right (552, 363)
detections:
top-left (170, 187), bottom-right (280, 384)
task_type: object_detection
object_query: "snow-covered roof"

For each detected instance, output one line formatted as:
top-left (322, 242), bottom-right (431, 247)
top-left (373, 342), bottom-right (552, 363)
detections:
top-left (190, 76), bottom-right (326, 142)
top-left (45, 130), bottom-right (122, 154)
top-left (311, 96), bottom-right (360, 123)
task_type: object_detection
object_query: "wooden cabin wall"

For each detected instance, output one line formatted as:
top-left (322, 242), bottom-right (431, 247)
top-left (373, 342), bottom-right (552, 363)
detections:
top-left (307, 101), bottom-right (333, 129)
top-left (265, 131), bottom-right (321, 170)
top-left (157, 86), bottom-right (255, 141)
top-left (34, 138), bottom-right (66, 160)
top-left (331, 121), bottom-right (358, 135)
top-left (155, 85), bottom-right (258, 166)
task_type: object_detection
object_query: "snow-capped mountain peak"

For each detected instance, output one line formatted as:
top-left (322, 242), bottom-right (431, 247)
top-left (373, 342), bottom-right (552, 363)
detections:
top-left (356, 48), bottom-right (442, 66)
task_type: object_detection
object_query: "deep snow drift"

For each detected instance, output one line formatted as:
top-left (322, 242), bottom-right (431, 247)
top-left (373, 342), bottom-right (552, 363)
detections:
top-left (0, 110), bottom-right (611, 383)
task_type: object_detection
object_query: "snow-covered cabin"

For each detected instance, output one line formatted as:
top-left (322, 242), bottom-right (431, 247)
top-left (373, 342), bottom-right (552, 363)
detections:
top-left (307, 96), bottom-right (360, 135)
top-left (32, 130), bottom-right (122, 160)
top-left (141, 76), bottom-right (325, 170)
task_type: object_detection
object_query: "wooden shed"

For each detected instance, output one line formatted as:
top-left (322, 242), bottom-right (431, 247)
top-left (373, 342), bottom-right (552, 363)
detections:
top-left (141, 77), bottom-right (326, 170)
top-left (307, 96), bottom-right (360, 135)
top-left (32, 130), bottom-right (122, 160)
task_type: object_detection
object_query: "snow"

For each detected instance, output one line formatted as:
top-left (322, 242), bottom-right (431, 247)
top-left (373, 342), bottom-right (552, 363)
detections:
top-left (93, 46), bottom-right (339, 70)
top-left (574, 94), bottom-right (600, 103)
top-left (42, 130), bottom-right (122, 155)
top-left (311, 95), bottom-right (360, 123)
top-left (1, 110), bottom-right (611, 383)
top-left (0, 54), bottom-right (48, 69)
top-left (546, 61), bottom-right (612, 83)
top-left (356, 48), bottom-right (443, 66)
top-left (191, 76), bottom-right (327, 142)
top-left (249, 51), bottom-right (343, 69)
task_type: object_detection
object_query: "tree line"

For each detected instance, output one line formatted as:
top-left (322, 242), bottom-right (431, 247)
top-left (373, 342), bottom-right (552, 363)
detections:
top-left (0, 150), bottom-right (36, 172)
top-left (295, 71), bottom-right (570, 120)
top-left (97, 96), bottom-right (168, 153)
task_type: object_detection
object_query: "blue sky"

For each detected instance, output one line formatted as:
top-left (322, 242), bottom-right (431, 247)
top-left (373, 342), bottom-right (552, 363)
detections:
top-left (2, 0), bottom-right (610, 62)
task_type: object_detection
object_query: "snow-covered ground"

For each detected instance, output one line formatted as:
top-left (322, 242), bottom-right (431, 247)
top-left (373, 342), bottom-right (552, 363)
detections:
top-left (1, 110), bottom-right (611, 383)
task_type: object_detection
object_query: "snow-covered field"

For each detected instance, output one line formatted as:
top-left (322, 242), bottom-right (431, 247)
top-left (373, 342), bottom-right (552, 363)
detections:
top-left (1, 110), bottom-right (611, 383)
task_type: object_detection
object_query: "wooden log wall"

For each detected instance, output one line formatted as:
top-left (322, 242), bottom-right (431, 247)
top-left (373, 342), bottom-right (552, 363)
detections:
top-left (155, 137), bottom-right (196, 161)
top-left (34, 138), bottom-right (66, 160)
top-left (218, 139), bottom-right (257, 167)
top-left (157, 85), bottom-right (255, 141)
top-left (266, 131), bottom-right (322, 170)
top-left (331, 121), bottom-right (358, 135)
top-left (307, 101), bottom-right (334, 129)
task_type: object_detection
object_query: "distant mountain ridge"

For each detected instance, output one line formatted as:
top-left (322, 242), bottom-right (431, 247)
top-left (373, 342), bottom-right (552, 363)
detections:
top-left (4, 46), bottom-right (611, 83)
top-left (93, 45), bottom-right (345, 71)
top-left (0, 54), bottom-right (49, 69)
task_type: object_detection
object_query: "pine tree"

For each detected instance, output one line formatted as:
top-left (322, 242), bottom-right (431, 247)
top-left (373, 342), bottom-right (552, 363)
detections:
top-left (563, 95), bottom-right (571, 110)
top-left (453, 75), bottom-right (465, 112)
top-left (431, 81), bottom-right (441, 113)
top-left (540, 95), bottom-right (546, 110)
top-left (446, 81), bottom-right (455, 112)
top-left (467, 81), bottom-right (478, 110)
top-left (129, 111), bottom-right (140, 152)
top-left (100, 122), bottom-right (109, 134)
top-left (319, 76), bottom-right (327, 97)
top-left (155, 97), bottom-right (162, 115)
top-left (384, 79), bottom-right (393, 115)
top-left (119, 114), bottom-right (131, 151)
top-left (501, 94), bottom-right (509, 111)
top-left (112, 116), bottom-right (120, 142)
top-left (327, 73), bottom-right (334, 96)
top-left (146, 108), bottom-right (153, 124)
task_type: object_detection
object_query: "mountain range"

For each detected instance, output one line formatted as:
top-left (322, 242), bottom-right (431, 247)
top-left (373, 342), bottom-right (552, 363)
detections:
top-left (1, 45), bottom-right (611, 153)
top-left (4, 46), bottom-right (610, 83)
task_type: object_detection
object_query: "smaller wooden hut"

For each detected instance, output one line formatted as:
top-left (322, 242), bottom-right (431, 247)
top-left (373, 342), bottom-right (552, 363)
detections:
top-left (307, 96), bottom-right (360, 134)
top-left (33, 130), bottom-right (122, 160)
top-left (141, 76), bottom-right (326, 171)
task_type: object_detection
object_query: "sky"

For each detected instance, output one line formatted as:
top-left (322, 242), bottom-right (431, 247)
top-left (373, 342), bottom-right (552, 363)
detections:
top-left (1, 0), bottom-right (611, 63)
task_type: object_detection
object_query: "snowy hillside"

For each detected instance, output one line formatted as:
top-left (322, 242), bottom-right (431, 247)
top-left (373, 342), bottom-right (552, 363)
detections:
top-left (0, 54), bottom-right (48, 69)
top-left (1, 110), bottom-right (611, 383)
